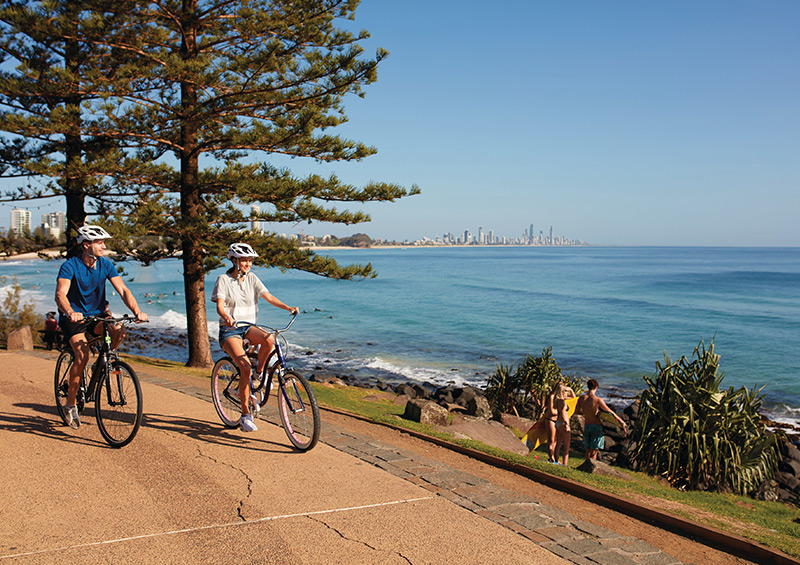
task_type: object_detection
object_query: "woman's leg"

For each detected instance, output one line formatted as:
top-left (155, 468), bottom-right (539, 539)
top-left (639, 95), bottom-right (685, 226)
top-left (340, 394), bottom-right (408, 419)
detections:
top-left (221, 337), bottom-right (252, 415)
top-left (245, 327), bottom-right (274, 375)
top-left (546, 420), bottom-right (557, 462)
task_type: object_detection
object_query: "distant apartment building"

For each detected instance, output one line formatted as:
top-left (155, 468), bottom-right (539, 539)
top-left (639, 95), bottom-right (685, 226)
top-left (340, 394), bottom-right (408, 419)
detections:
top-left (41, 211), bottom-right (67, 239)
top-left (250, 205), bottom-right (263, 233)
top-left (10, 209), bottom-right (31, 235)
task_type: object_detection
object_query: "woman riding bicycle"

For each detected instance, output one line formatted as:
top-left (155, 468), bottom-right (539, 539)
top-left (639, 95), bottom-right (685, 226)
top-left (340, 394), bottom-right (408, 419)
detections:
top-left (211, 243), bottom-right (299, 432)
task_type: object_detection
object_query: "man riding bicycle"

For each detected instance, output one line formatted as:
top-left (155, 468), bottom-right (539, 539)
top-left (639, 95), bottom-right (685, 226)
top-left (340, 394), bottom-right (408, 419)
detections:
top-left (55, 225), bottom-right (148, 429)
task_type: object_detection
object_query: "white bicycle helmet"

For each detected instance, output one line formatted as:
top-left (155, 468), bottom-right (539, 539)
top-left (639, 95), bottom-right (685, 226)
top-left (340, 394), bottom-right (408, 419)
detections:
top-left (76, 225), bottom-right (112, 243)
top-left (227, 242), bottom-right (259, 259)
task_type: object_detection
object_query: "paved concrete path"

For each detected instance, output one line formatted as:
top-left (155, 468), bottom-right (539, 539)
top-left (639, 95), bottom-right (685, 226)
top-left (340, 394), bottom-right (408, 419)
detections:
top-left (1, 351), bottom-right (681, 564)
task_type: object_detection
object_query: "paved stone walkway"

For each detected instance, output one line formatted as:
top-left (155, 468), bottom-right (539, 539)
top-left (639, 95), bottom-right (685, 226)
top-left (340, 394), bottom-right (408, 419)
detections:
top-left (136, 367), bottom-right (682, 565)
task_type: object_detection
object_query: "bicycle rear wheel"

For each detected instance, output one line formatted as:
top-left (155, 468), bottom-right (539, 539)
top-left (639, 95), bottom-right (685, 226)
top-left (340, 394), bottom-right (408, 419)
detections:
top-left (95, 360), bottom-right (142, 448)
top-left (54, 351), bottom-right (85, 424)
top-left (278, 370), bottom-right (320, 451)
top-left (211, 358), bottom-right (241, 428)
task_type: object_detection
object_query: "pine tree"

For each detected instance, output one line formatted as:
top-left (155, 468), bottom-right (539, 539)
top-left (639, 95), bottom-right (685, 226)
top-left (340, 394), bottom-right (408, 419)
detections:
top-left (101, 0), bottom-right (419, 367)
top-left (0, 1), bottom-right (147, 248)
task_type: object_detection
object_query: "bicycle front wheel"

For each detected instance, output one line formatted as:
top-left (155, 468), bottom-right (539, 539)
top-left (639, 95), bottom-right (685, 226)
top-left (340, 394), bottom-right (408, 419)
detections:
top-left (95, 360), bottom-right (142, 448)
top-left (278, 370), bottom-right (320, 451)
top-left (211, 358), bottom-right (241, 428)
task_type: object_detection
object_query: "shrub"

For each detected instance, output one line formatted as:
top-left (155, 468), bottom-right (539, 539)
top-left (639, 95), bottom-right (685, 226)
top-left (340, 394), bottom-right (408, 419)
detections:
top-left (0, 276), bottom-right (43, 345)
top-left (485, 347), bottom-right (582, 419)
top-left (629, 339), bottom-right (779, 495)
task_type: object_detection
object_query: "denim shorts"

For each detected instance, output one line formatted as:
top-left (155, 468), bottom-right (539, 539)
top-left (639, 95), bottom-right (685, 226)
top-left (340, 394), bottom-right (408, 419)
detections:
top-left (219, 325), bottom-right (249, 345)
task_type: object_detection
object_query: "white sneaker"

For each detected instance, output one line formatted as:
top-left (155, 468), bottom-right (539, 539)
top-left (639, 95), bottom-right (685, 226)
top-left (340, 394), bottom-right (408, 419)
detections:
top-left (239, 414), bottom-right (258, 432)
top-left (249, 394), bottom-right (261, 416)
top-left (65, 405), bottom-right (81, 429)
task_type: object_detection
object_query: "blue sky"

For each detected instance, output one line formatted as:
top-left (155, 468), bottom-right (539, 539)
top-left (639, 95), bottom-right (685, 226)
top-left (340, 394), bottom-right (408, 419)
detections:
top-left (3, 0), bottom-right (798, 245)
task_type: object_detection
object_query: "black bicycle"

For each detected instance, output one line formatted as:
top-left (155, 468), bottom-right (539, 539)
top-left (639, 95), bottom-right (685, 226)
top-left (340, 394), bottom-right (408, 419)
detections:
top-left (211, 313), bottom-right (320, 451)
top-left (54, 315), bottom-right (145, 448)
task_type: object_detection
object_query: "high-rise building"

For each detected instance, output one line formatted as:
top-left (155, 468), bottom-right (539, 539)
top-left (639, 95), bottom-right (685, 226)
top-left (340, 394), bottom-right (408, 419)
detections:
top-left (529, 223), bottom-right (534, 244)
top-left (10, 209), bottom-right (31, 235)
top-left (41, 211), bottom-right (66, 239)
top-left (250, 205), bottom-right (262, 233)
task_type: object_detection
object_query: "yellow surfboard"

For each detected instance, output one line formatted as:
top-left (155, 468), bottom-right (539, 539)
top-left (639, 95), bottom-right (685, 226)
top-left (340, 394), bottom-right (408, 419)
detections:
top-left (521, 396), bottom-right (578, 451)
top-left (600, 410), bottom-right (623, 427)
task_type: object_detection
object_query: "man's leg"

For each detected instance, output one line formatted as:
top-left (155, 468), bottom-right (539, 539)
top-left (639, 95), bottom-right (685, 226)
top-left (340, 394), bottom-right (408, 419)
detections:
top-left (67, 334), bottom-right (90, 406)
top-left (109, 323), bottom-right (126, 350)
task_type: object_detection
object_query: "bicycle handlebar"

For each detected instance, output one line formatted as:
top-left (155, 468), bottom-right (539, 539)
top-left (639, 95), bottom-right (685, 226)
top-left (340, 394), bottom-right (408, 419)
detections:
top-left (234, 311), bottom-right (298, 334)
top-left (77, 314), bottom-right (148, 327)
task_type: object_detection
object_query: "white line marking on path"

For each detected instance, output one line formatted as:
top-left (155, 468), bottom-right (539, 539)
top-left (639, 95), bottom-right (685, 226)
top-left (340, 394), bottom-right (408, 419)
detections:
top-left (0, 496), bottom-right (434, 560)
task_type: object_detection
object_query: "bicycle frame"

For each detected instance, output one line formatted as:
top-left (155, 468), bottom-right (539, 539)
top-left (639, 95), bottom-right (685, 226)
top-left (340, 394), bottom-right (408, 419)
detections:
top-left (234, 314), bottom-right (305, 412)
top-left (73, 315), bottom-right (135, 403)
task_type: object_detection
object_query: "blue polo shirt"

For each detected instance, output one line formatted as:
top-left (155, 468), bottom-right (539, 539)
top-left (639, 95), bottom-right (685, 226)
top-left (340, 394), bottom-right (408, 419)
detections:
top-left (57, 256), bottom-right (118, 316)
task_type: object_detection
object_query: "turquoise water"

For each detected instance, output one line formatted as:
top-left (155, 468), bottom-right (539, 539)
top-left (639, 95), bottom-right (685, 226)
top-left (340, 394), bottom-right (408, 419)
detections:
top-left (3, 246), bottom-right (799, 423)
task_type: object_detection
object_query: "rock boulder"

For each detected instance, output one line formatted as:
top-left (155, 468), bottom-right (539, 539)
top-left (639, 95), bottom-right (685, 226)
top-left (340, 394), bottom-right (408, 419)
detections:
top-left (403, 399), bottom-right (449, 427)
top-left (6, 326), bottom-right (33, 351)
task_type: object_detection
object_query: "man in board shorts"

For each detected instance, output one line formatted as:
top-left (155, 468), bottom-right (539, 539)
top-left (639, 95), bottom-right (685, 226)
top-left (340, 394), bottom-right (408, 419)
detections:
top-left (575, 378), bottom-right (627, 460)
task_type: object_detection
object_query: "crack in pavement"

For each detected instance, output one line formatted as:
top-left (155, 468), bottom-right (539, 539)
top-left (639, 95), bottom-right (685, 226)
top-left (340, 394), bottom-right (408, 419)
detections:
top-left (306, 515), bottom-right (414, 565)
top-left (194, 443), bottom-right (254, 522)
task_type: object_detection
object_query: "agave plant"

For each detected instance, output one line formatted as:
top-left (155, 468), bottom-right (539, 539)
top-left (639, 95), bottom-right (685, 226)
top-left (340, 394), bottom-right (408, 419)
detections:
top-left (484, 362), bottom-right (516, 415)
top-left (630, 339), bottom-right (779, 494)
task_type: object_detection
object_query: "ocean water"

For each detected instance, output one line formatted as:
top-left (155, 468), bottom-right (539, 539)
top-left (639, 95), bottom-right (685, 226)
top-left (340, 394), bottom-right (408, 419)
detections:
top-left (3, 246), bottom-right (799, 424)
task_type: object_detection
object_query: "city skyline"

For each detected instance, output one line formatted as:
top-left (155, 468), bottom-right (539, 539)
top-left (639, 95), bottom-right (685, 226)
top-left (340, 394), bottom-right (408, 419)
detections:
top-left (1, 2), bottom-right (798, 246)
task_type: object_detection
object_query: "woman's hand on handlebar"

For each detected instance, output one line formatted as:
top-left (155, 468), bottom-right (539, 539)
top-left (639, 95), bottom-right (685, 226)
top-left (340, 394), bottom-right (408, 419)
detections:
top-left (135, 311), bottom-right (148, 323)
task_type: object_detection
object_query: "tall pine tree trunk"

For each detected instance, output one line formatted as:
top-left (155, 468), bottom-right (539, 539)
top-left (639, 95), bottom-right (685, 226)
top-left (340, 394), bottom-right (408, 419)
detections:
top-left (63, 3), bottom-right (85, 253)
top-left (179, 0), bottom-right (212, 367)
top-left (180, 153), bottom-right (212, 367)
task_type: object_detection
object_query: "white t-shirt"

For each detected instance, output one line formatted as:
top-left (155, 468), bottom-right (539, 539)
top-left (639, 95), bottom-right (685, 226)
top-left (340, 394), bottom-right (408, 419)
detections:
top-left (211, 271), bottom-right (268, 328)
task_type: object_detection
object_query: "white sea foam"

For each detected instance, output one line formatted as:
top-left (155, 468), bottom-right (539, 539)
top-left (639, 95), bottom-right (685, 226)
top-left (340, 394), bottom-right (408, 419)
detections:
top-left (363, 357), bottom-right (474, 387)
top-left (762, 403), bottom-right (800, 427)
top-left (148, 309), bottom-right (189, 331)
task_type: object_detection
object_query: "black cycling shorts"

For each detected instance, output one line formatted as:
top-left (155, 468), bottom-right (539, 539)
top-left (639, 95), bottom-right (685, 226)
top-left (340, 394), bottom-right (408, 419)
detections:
top-left (59, 312), bottom-right (111, 342)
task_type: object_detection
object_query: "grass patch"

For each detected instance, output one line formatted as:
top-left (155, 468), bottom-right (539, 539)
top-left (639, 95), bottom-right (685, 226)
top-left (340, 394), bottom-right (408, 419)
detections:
top-left (120, 353), bottom-right (212, 379)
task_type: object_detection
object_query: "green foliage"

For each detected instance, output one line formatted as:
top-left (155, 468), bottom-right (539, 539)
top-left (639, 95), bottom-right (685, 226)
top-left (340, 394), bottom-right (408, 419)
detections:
top-left (484, 347), bottom-right (582, 418)
top-left (337, 233), bottom-right (374, 247)
top-left (0, 0), bottom-right (148, 244)
top-left (629, 339), bottom-right (779, 495)
top-left (0, 276), bottom-right (42, 344)
top-left (0, 232), bottom-right (62, 257)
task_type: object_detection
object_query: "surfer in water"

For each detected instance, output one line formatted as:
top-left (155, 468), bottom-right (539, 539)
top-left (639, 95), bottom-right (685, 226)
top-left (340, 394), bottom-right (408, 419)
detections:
top-left (575, 378), bottom-right (627, 461)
